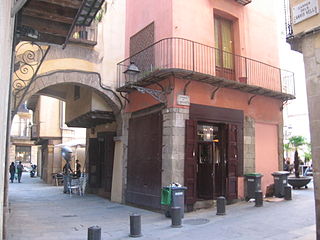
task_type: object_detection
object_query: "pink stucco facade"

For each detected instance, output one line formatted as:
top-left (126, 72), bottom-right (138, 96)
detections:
top-left (255, 123), bottom-right (279, 194)
top-left (124, 0), bottom-right (284, 204)
top-left (126, 0), bottom-right (280, 67)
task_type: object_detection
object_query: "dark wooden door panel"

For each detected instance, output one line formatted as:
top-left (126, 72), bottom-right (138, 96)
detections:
top-left (127, 111), bottom-right (162, 209)
top-left (88, 138), bottom-right (100, 187)
top-left (185, 119), bottom-right (197, 205)
top-left (197, 142), bottom-right (214, 200)
top-left (98, 132), bottom-right (116, 197)
top-left (226, 124), bottom-right (238, 200)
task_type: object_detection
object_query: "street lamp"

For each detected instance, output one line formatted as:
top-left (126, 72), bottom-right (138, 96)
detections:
top-left (123, 62), bottom-right (140, 84)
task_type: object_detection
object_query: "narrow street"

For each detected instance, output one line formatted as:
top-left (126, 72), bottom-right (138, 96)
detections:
top-left (7, 173), bottom-right (316, 240)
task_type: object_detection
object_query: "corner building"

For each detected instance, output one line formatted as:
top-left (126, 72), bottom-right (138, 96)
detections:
top-left (118, 0), bottom-right (295, 210)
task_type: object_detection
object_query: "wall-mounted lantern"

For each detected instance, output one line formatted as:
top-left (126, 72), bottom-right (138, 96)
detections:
top-left (123, 62), bottom-right (140, 84)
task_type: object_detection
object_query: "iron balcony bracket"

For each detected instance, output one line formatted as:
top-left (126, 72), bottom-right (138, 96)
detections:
top-left (131, 85), bottom-right (166, 103)
top-left (12, 42), bottom-right (51, 116)
top-left (211, 87), bottom-right (221, 100)
top-left (248, 94), bottom-right (257, 105)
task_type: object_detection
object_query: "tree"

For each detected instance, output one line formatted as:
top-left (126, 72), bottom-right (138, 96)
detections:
top-left (284, 142), bottom-right (293, 158)
top-left (288, 136), bottom-right (306, 150)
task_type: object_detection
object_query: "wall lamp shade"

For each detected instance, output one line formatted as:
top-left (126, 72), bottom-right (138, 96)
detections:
top-left (124, 62), bottom-right (140, 75)
top-left (123, 62), bottom-right (140, 84)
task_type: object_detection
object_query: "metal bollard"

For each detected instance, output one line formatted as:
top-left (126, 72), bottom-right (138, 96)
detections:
top-left (171, 206), bottom-right (182, 228)
top-left (88, 226), bottom-right (101, 240)
top-left (129, 213), bottom-right (142, 237)
top-left (255, 190), bottom-right (263, 207)
top-left (284, 185), bottom-right (292, 200)
top-left (216, 196), bottom-right (226, 215)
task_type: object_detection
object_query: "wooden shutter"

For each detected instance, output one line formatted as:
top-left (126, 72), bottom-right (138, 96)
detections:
top-left (127, 111), bottom-right (162, 209)
top-left (226, 124), bottom-right (238, 200)
top-left (184, 119), bottom-right (197, 205)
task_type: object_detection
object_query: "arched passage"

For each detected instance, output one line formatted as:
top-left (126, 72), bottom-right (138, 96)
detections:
top-left (21, 70), bottom-right (123, 135)
top-left (11, 47), bottom-right (128, 203)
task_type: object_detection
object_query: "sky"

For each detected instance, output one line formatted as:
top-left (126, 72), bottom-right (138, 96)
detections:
top-left (277, 0), bottom-right (310, 143)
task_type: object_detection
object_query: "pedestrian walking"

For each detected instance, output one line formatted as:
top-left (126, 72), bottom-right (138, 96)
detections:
top-left (16, 161), bottom-right (24, 183)
top-left (9, 162), bottom-right (15, 183)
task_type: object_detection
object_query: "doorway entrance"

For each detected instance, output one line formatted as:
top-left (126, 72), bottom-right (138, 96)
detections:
top-left (196, 123), bottom-right (227, 200)
top-left (88, 132), bottom-right (115, 198)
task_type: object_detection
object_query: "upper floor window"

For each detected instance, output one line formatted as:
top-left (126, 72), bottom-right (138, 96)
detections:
top-left (214, 16), bottom-right (234, 79)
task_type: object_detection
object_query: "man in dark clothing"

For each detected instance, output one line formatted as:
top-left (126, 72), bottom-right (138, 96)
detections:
top-left (75, 160), bottom-right (81, 178)
top-left (9, 162), bottom-right (16, 183)
top-left (16, 161), bottom-right (24, 183)
top-left (62, 146), bottom-right (73, 193)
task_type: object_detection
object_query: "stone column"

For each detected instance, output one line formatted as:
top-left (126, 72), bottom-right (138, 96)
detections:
top-left (46, 144), bottom-right (55, 184)
top-left (111, 136), bottom-right (124, 203)
top-left (243, 116), bottom-right (255, 174)
top-left (116, 112), bottom-right (131, 203)
top-left (161, 107), bottom-right (189, 187)
top-left (300, 33), bottom-right (320, 239)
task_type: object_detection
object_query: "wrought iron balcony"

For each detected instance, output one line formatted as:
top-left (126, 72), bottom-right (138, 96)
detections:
top-left (117, 38), bottom-right (295, 101)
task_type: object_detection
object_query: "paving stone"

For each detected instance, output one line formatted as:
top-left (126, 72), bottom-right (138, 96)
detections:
top-left (7, 173), bottom-right (316, 240)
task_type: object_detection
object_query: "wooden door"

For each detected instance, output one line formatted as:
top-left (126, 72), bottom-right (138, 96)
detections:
top-left (184, 120), bottom-right (197, 206)
top-left (88, 138), bottom-right (100, 187)
top-left (127, 111), bottom-right (162, 209)
top-left (226, 124), bottom-right (238, 200)
top-left (98, 132), bottom-right (115, 198)
top-left (214, 124), bottom-right (227, 198)
top-left (197, 142), bottom-right (214, 200)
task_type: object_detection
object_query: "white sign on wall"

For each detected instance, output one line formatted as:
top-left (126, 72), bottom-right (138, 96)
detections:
top-left (177, 95), bottom-right (190, 106)
top-left (292, 0), bottom-right (319, 24)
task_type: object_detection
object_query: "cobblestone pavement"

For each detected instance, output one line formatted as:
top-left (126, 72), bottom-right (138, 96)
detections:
top-left (7, 173), bottom-right (316, 240)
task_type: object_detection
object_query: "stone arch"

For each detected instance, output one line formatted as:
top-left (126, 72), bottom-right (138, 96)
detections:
top-left (23, 70), bottom-right (123, 135)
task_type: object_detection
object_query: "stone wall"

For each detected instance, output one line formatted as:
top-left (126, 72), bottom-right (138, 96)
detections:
top-left (299, 32), bottom-right (320, 236)
top-left (243, 116), bottom-right (255, 174)
top-left (161, 107), bottom-right (189, 187)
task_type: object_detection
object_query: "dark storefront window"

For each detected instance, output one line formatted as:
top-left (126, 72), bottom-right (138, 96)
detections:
top-left (15, 146), bottom-right (31, 163)
top-left (197, 124), bottom-right (219, 142)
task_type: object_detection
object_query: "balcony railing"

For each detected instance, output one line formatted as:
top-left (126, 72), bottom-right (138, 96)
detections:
top-left (69, 23), bottom-right (98, 45)
top-left (117, 38), bottom-right (295, 99)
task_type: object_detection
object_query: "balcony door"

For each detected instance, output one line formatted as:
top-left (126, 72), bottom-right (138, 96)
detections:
top-left (214, 16), bottom-right (235, 80)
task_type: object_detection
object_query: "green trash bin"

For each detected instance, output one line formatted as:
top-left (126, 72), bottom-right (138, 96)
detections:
top-left (161, 187), bottom-right (172, 205)
top-left (161, 185), bottom-right (187, 218)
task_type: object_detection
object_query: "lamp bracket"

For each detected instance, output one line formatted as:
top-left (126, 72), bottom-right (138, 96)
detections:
top-left (131, 85), bottom-right (166, 103)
